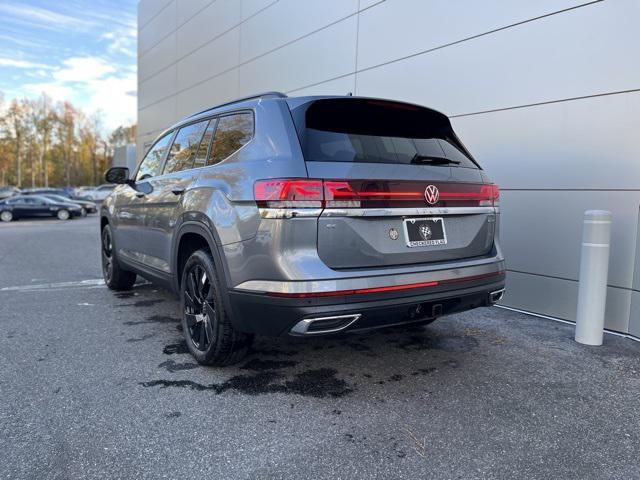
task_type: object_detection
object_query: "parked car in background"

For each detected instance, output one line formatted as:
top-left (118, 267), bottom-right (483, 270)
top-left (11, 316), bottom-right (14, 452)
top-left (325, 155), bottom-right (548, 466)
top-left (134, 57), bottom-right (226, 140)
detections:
top-left (22, 188), bottom-right (71, 198)
top-left (0, 186), bottom-right (20, 200)
top-left (40, 194), bottom-right (97, 215)
top-left (100, 92), bottom-right (505, 366)
top-left (80, 184), bottom-right (116, 202)
top-left (0, 194), bottom-right (83, 222)
top-left (73, 186), bottom-right (94, 198)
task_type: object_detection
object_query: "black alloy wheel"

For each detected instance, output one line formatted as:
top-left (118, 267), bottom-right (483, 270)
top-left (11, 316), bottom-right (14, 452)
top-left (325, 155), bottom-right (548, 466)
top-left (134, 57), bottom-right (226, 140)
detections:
top-left (184, 264), bottom-right (215, 351)
top-left (101, 227), bottom-right (114, 284)
top-left (100, 224), bottom-right (136, 290)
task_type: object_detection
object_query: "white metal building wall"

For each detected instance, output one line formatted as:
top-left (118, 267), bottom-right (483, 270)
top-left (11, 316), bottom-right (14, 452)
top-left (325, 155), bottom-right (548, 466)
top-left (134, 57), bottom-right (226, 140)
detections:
top-left (137, 0), bottom-right (640, 336)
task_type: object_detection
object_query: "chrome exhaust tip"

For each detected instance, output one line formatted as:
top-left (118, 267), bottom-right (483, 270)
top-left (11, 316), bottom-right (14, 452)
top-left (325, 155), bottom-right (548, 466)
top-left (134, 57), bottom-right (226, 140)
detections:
top-left (290, 314), bottom-right (361, 335)
top-left (489, 288), bottom-right (505, 304)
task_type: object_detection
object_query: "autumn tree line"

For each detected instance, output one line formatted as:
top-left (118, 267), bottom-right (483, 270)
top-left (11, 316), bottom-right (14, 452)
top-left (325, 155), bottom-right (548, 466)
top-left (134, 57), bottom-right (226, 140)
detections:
top-left (0, 92), bottom-right (136, 188)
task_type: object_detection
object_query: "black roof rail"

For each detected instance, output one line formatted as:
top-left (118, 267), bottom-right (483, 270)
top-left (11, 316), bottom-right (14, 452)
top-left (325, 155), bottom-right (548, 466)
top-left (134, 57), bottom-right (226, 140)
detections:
top-left (188, 91), bottom-right (288, 118)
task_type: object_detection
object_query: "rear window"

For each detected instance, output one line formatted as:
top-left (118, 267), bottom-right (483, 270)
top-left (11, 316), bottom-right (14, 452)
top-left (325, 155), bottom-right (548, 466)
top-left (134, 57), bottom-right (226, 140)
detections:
top-left (291, 99), bottom-right (478, 168)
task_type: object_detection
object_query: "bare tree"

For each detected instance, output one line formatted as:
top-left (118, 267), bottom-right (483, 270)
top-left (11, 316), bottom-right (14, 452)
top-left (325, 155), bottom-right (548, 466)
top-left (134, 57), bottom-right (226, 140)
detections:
top-left (5, 100), bottom-right (27, 187)
top-left (31, 94), bottom-right (55, 187)
top-left (79, 112), bottom-right (103, 185)
top-left (56, 102), bottom-right (76, 188)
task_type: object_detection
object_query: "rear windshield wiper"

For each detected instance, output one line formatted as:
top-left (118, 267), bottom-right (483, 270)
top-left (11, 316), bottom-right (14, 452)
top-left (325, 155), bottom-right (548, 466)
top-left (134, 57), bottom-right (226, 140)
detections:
top-left (411, 154), bottom-right (460, 165)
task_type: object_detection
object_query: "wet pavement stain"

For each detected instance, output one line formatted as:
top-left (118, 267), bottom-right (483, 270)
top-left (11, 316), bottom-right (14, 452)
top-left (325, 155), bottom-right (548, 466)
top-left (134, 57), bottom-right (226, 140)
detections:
top-left (123, 315), bottom-right (179, 326)
top-left (114, 292), bottom-right (136, 299)
top-left (240, 359), bottom-right (297, 371)
top-left (393, 334), bottom-right (478, 352)
top-left (158, 359), bottom-right (199, 372)
top-left (117, 299), bottom-right (166, 308)
top-left (255, 348), bottom-right (299, 357)
top-left (280, 369), bottom-right (352, 398)
top-left (140, 368), bottom-right (352, 398)
top-left (163, 342), bottom-right (189, 355)
top-left (126, 333), bottom-right (155, 343)
top-left (343, 341), bottom-right (373, 352)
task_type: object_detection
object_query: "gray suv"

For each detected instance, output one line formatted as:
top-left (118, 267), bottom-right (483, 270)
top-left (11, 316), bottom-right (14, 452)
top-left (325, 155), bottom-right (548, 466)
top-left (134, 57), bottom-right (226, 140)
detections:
top-left (101, 92), bottom-right (505, 365)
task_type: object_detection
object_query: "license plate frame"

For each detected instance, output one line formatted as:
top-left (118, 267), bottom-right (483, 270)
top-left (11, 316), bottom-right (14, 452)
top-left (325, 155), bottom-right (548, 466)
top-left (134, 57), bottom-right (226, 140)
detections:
top-left (403, 217), bottom-right (447, 247)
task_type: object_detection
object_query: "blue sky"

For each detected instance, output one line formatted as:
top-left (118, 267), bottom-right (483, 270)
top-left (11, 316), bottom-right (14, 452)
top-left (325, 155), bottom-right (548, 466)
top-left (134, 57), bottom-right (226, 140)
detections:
top-left (0, 0), bottom-right (138, 130)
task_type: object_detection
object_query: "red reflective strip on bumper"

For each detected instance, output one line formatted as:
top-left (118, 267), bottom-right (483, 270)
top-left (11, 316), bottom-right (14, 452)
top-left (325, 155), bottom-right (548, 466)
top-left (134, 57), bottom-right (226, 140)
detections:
top-left (265, 271), bottom-right (504, 298)
top-left (439, 270), bottom-right (505, 286)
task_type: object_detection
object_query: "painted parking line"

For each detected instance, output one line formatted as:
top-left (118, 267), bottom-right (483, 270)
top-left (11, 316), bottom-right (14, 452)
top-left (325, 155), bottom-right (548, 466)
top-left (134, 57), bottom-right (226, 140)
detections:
top-left (0, 278), bottom-right (105, 293)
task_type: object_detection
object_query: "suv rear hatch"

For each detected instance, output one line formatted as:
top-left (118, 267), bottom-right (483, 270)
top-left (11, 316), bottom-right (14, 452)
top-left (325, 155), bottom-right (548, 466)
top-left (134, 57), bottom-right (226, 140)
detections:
top-left (284, 97), bottom-right (498, 270)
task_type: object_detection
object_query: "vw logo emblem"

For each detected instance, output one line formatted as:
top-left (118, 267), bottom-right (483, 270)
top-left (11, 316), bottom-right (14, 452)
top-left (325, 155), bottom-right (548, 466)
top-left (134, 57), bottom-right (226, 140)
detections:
top-left (424, 185), bottom-right (439, 205)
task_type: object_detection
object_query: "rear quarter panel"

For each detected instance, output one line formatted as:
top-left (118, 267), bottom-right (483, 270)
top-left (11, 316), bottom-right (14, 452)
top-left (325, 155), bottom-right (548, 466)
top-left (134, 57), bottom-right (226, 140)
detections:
top-left (188, 99), bottom-right (307, 245)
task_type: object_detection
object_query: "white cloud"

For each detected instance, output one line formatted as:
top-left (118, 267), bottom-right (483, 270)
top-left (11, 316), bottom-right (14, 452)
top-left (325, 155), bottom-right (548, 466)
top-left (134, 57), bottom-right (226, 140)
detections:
top-left (19, 56), bottom-right (136, 131)
top-left (0, 57), bottom-right (52, 69)
top-left (0, 3), bottom-right (93, 31)
top-left (22, 82), bottom-right (74, 103)
top-left (101, 27), bottom-right (137, 59)
top-left (53, 57), bottom-right (116, 83)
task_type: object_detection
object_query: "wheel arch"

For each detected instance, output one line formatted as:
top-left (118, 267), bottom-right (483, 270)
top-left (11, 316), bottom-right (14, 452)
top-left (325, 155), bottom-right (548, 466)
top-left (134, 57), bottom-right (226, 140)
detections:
top-left (172, 221), bottom-right (231, 293)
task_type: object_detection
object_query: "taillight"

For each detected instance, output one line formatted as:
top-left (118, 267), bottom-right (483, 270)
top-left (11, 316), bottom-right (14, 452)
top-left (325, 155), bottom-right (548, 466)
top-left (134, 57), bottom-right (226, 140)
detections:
top-left (254, 179), bottom-right (323, 208)
top-left (254, 179), bottom-right (500, 212)
top-left (479, 184), bottom-right (500, 207)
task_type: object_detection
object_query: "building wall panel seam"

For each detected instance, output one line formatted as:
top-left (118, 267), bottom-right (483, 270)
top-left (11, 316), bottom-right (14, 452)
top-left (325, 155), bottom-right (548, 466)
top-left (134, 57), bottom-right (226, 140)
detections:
top-left (139, 0), bottom-right (278, 81)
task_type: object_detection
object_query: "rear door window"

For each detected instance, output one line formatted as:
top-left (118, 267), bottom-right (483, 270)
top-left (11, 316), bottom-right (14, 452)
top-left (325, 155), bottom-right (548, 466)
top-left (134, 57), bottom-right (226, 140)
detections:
top-left (209, 113), bottom-right (254, 165)
top-left (292, 98), bottom-right (478, 168)
top-left (163, 120), bottom-right (209, 174)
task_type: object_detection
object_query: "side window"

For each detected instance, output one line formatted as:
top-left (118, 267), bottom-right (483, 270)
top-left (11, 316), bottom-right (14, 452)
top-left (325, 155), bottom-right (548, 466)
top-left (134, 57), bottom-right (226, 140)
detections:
top-left (193, 120), bottom-right (216, 168)
top-left (136, 132), bottom-right (173, 181)
top-left (209, 112), bottom-right (254, 165)
top-left (163, 120), bottom-right (209, 175)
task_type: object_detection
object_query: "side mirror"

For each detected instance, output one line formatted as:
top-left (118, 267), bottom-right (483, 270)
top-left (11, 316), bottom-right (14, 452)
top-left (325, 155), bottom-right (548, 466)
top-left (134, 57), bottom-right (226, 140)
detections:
top-left (105, 167), bottom-right (130, 185)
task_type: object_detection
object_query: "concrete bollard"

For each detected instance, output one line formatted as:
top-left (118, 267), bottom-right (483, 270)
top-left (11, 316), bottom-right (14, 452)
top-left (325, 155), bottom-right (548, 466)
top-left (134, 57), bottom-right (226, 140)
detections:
top-left (574, 210), bottom-right (612, 346)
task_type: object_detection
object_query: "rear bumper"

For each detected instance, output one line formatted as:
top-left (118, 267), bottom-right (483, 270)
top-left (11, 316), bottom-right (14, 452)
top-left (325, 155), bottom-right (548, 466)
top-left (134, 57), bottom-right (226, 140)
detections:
top-left (227, 273), bottom-right (505, 336)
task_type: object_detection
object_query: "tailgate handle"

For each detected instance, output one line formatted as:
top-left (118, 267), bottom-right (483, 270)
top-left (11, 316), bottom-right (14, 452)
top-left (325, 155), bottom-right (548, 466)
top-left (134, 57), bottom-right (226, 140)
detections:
top-left (171, 185), bottom-right (186, 196)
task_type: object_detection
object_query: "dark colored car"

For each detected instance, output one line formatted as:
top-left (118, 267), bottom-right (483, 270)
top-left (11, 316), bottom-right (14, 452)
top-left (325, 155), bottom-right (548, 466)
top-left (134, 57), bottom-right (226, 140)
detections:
top-left (41, 194), bottom-right (97, 214)
top-left (21, 188), bottom-right (71, 198)
top-left (0, 195), bottom-right (83, 222)
top-left (100, 92), bottom-right (505, 366)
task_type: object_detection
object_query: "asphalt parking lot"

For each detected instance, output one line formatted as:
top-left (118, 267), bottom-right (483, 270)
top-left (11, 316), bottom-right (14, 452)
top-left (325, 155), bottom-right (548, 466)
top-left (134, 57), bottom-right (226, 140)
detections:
top-left (1, 216), bottom-right (639, 479)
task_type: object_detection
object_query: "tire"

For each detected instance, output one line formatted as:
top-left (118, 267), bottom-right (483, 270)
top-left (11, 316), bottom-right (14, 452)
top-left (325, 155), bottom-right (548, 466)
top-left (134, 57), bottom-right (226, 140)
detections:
top-left (101, 224), bottom-right (136, 290)
top-left (181, 249), bottom-right (253, 366)
top-left (0, 210), bottom-right (13, 222)
top-left (57, 209), bottom-right (70, 220)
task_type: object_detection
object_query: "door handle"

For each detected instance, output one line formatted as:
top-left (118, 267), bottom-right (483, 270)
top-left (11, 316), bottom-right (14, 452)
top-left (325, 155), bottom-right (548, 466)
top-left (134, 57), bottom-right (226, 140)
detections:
top-left (171, 186), bottom-right (186, 196)
top-left (135, 192), bottom-right (146, 198)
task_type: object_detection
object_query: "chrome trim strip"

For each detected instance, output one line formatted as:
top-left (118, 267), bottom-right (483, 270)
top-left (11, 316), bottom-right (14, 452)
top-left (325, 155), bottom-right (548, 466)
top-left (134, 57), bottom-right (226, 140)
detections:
top-left (259, 208), bottom-right (323, 219)
top-left (234, 261), bottom-right (505, 294)
top-left (320, 206), bottom-right (495, 217)
top-left (290, 314), bottom-right (361, 335)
